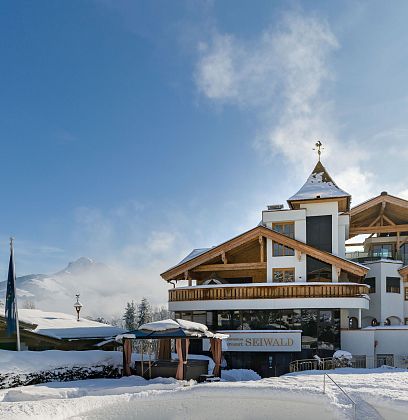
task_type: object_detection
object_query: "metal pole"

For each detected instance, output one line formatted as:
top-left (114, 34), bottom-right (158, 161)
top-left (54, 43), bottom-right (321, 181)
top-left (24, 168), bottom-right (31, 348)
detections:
top-left (141, 342), bottom-right (144, 378)
top-left (10, 238), bottom-right (21, 351)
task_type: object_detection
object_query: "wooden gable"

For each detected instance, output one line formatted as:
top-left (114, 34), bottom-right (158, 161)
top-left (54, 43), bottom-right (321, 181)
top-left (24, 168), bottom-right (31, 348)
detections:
top-left (161, 225), bottom-right (368, 281)
top-left (349, 192), bottom-right (408, 236)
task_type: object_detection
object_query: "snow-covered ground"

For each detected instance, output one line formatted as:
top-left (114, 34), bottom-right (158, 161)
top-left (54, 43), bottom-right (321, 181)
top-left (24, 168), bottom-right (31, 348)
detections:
top-left (1, 367), bottom-right (408, 419)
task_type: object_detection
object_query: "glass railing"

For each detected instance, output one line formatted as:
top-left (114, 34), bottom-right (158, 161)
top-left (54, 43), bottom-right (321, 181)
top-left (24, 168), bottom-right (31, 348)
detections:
top-left (345, 251), bottom-right (404, 263)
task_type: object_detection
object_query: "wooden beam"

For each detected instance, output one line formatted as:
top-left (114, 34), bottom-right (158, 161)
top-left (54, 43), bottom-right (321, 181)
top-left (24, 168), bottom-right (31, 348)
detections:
top-left (258, 228), bottom-right (367, 276)
top-left (369, 214), bottom-right (382, 227)
top-left (383, 214), bottom-right (396, 226)
top-left (193, 262), bottom-right (267, 272)
top-left (259, 236), bottom-right (264, 263)
top-left (350, 193), bottom-right (408, 216)
top-left (350, 224), bottom-right (408, 235)
top-left (221, 251), bottom-right (228, 264)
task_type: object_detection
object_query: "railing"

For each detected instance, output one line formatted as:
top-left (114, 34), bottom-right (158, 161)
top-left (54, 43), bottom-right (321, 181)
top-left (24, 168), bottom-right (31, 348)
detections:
top-left (346, 250), bottom-right (405, 264)
top-left (289, 357), bottom-right (335, 373)
top-left (323, 374), bottom-right (357, 420)
top-left (290, 355), bottom-right (396, 373)
top-left (169, 283), bottom-right (370, 302)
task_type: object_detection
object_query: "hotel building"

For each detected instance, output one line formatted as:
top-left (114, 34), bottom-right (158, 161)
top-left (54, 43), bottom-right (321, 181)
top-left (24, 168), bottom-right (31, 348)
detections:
top-left (161, 157), bottom-right (408, 376)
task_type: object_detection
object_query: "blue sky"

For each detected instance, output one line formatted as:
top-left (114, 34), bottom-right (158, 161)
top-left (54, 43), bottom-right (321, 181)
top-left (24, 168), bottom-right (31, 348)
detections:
top-left (1, 1), bottom-right (408, 311)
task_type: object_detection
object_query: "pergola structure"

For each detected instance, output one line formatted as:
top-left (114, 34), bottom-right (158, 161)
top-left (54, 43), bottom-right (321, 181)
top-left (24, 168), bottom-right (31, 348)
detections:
top-left (117, 319), bottom-right (226, 380)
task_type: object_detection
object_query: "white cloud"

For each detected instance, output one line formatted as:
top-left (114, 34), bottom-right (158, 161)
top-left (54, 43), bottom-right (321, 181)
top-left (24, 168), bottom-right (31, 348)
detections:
top-left (195, 11), bottom-right (377, 204)
top-left (147, 231), bottom-right (176, 253)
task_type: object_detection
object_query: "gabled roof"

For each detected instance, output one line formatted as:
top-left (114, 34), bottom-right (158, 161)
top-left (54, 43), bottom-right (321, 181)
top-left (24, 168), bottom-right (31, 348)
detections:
top-left (161, 225), bottom-right (368, 281)
top-left (288, 161), bottom-right (351, 211)
top-left (349, 192), bottom-right (408, 236)
top-left (177, 248), bottom-right (212, 266)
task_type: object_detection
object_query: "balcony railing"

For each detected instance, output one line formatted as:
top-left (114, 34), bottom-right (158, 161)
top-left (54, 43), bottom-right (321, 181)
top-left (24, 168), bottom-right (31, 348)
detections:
top-left (346, 250), bottom-right (406, 264)
top-left (168, 283), bottom-right (369, 302)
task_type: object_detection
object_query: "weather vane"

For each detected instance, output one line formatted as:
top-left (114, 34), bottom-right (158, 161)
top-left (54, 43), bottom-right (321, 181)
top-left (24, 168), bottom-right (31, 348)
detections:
top-left (313, 141), bottom-right (324, 161)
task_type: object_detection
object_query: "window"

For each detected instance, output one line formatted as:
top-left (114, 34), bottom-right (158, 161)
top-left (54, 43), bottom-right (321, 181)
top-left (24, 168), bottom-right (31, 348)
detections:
top-left (273, 268), bottom-right (295, 283)
top-left (306, 215), bottom-right (332, 252)
top-left (349, 317), bottom-right (358, 329)
top-left (400, 243), bottom-right (408, 266)
top-left (273, 242), bottom-right (294, 256)
top-left (405, 318), bottom-right (408, 326)
top-left (376, 354), bottom-right (394, 367)
top-left (386, 277), bottom-right (400, 293)
top-left (306, 256), bottom-right (331, 282)
top-left (371, 244), bottom-right (393, 259)
top-left (365, 277), bottom-right (376, 294)
top-left (272, 222), bottom-right (294, 238)
top-left (405, 287), bottom-right (408, 301)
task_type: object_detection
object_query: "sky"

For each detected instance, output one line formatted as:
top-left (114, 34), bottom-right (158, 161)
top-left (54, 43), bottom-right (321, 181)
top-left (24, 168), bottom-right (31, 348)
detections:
top-left (1, 0), bottom-right (408, 315)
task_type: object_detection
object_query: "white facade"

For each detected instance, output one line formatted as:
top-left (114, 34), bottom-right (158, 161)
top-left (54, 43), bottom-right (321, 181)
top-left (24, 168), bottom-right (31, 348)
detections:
top-left (360, 260), bottom-right (405, 327)
top-left (342, 327), bottom-right (408, 368)
top-left (262, 201), bottom-right (348, 283)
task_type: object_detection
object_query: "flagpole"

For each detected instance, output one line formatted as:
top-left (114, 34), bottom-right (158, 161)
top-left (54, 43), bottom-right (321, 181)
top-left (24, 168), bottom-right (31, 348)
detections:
top-left (10, 238), bottom-right (21, 351)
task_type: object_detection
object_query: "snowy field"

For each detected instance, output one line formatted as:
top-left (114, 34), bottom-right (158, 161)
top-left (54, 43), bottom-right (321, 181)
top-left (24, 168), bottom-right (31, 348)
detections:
top-left (1, 368), bottom-right (408, 419)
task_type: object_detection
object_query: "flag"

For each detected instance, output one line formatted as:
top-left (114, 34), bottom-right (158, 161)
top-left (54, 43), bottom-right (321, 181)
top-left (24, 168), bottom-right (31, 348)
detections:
top-left (5, 240), bottom-right (19, 344)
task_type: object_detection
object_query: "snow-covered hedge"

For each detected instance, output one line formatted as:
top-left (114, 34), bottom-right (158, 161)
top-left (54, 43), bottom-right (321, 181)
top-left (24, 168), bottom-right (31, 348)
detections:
top-left (0, 350), bottom-right (123, 389)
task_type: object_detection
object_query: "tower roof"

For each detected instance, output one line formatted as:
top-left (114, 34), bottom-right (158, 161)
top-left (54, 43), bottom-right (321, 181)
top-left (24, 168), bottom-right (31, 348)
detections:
top-left (287, 161), bottom-right (351, 211)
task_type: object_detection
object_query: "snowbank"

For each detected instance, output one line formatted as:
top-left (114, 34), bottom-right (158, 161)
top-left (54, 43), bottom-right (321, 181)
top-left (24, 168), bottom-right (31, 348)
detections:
top-left (221, 369), bottom-right (261, 382)
top-left (1, 368), bottom-right (408, 419)
top-left (0, 350), bottom-right (123, 375)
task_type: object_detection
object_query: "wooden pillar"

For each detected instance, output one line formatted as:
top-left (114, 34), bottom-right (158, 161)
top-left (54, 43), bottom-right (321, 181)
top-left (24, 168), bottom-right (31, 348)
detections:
top-left (184, 271), bottom-right (192, 287)
top-left (259, 236), bottom-right (264, 263)
top-left (357, 308), bottom-right (362, 329)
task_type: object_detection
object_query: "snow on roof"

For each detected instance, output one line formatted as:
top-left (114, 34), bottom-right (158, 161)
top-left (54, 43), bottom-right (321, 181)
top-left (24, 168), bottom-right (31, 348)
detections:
top-left (177, 248), bottom-right (212, 266)
top-left (16, 309), bottom-right (124, 340)
top-left (288, 161), bottom-right (350, 203)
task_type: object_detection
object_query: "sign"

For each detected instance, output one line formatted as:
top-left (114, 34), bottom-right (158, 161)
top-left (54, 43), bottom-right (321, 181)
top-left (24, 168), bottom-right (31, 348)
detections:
top-left (203, 330), bottom-right (301, 352)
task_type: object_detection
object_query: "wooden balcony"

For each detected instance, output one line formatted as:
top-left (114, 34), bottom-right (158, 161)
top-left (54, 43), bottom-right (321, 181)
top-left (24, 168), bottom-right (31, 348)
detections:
top-left (168, 283), bottom-right (369, 302)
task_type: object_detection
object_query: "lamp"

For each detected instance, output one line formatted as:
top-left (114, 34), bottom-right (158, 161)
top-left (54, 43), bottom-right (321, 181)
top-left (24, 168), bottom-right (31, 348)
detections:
top-left (74, 294), bottom-right (82, 322)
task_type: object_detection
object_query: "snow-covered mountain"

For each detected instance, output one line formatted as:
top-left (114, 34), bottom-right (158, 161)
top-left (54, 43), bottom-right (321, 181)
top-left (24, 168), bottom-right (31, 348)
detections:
top-left (0, 257), bottom-right (125, 318)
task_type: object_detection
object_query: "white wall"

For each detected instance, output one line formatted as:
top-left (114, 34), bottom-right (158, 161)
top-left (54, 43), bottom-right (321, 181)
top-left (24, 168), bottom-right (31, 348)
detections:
top-left (363, 260), bottom-right (404, 325)
top-left (341, 328), bottom-right (408, 368)
top-left (263, 209), bottom-right (307, 283)
top-left (263, 201), bottom-right (348, 284)
top-left (338, 214), bottom-right (349, 258)
top-left (266, 239), bottom-right (307, 283)
top-left (341, 330), bottom-right (375, 357)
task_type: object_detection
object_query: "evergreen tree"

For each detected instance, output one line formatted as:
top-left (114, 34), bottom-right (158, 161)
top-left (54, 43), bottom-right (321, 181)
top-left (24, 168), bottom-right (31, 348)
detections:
top-left (152, 305), bottom-right (173, 321)
top-left (137, 297), bottom-right (152, 327)
top-left (123, 301), bottom-right (137, 330)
